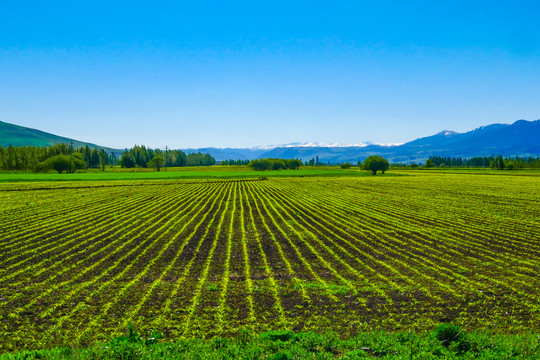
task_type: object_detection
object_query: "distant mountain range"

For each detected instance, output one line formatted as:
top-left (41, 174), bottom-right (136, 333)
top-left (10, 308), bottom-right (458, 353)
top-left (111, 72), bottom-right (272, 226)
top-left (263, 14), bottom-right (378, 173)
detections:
top-left (184, 119), bottom-right (540, 163)
top-left (1, 119), bottom-right (539, 163)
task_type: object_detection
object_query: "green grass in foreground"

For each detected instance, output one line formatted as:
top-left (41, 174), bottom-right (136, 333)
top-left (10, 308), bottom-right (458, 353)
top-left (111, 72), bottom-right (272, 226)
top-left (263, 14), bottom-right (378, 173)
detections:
top-left (2, 325), bottom-right (538, 360)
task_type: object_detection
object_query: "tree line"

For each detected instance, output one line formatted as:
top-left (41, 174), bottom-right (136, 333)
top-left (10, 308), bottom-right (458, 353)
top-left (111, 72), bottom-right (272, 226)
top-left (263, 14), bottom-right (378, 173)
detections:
top-left (0, 144), bottom-right (118, 172)
top-left (427, 155), bottom-right (540, 169)
top-left (0, 143), bottom-right (216, 172)
top-left (305, 155), bottom-right (327, 166)
top-left (119, 145), bottom-right (215, 170)
top-left (219, 159), bottom-right (250, 166)
top-left (248, 158), bottom-right (302, 171)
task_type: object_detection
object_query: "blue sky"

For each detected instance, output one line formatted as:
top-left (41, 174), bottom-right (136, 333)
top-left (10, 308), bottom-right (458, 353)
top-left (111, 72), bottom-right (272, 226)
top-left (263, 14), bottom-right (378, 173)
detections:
top-left (1, 1), bottom-right (539, 149)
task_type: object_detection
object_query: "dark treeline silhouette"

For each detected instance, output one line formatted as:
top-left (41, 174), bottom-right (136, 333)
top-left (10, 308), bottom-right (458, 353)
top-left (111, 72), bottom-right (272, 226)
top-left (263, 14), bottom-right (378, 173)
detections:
top-left (220, 159), bottom-right (250, 166)
top-left (428, 155), bottom-right (540, 169)
top-left (0, 144), bottom-right (118, 171)
top-left (248, 158), bottom-right (302, 171)
top-left (119, 145), bottom-right (215, 168)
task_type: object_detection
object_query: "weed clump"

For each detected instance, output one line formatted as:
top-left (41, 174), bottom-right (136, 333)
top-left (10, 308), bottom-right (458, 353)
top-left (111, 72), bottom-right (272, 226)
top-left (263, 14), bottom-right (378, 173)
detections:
top-left (434, 323), bottom-right (470, 353)
top-left (260, 330), bottom-right (295, 342)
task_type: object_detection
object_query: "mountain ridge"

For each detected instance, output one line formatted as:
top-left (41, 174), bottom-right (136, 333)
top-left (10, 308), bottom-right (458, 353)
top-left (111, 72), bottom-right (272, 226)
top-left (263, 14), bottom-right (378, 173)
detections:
top-left (184, 119), bottom-right (539, 162)
top-left (0, 120), bottom-right (122, 153)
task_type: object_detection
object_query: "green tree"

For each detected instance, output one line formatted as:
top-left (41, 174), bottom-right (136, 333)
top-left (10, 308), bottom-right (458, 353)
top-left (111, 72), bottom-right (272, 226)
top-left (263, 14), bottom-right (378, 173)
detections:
top-left (285, 159), bottom-right (302, 169)
top-left (362, 155), bottom-right (389, 175)
top-left (70, 152), bottom-right (86, 172)
top-left (340, 162), bottom-right (351, 169)
top-left (120, 152), bottom-right (136, 168)
top-left (147, 156), bottom-right (165, 171)
top-left (425, 159), bottom-right (433, 168)
top-left (498, 155), bottom-right (505, 170)
top-left (99, 149), bottom-right (108, 171)
top-left (248, 159), bottom-right (272, 171)
top-left (271, 159), bottom-right (286, 170)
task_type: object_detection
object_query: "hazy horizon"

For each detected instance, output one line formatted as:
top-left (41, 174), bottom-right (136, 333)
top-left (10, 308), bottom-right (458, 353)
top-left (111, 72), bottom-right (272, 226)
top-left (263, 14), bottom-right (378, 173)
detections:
top-left (1, 1), bottom-right (539, 149)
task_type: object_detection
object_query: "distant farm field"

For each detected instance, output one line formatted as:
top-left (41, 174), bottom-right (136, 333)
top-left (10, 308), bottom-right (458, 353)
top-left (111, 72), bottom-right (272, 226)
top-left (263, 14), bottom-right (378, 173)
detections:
top-left (0, 171), bottom-right (539, 352)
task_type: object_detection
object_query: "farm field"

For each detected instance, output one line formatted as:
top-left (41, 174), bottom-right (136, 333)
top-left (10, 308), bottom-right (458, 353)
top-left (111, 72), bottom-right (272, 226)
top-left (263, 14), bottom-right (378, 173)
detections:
top-left (0, 171), bottom-right (539, 352)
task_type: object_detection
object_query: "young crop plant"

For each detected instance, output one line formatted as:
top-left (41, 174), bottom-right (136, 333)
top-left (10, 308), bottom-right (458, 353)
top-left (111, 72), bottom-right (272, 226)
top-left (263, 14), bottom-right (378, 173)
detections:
top-left (0, 183), bottom-right (177, 272)
top-left (3, 184), bottom-right (196, 315)
top-left (179, 184), bottom-right (235, 336)
top-left (262, 180), bottom-right (405, 302)
top-left (120, 183), bottom-right (230, 329)
top-left (214, 184), bottom-right (238, 333)
top-left (246, 181), bottom-right (339, 302)
top-left (33, 184), bottom-right (214, 336)
top-left (237, 183), bottom-right (256, 325)
top-left (153, 182), bottom-right (234, 334)
top-left (258, 186), bottom-right (359, 296)
top-left (239, 182), bottom-right (288, 324)
top-left (75, 182), bottom-right (229, 342)
top-left (1, 184), bottom-right (189, 289)
top-left (303, 178), bottom-right (540, 308)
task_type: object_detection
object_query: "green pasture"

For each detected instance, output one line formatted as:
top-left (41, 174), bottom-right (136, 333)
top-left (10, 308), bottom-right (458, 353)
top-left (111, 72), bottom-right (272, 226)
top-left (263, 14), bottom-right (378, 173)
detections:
top-left (0, 165), bottom-right (537, 183)
top-left (0, 166), bottom-right (372, 182)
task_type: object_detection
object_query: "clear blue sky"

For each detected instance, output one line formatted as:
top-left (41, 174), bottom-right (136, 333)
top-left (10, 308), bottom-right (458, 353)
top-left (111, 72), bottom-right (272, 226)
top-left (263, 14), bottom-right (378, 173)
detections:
top-left (1, 1), bottom-right (539, 149)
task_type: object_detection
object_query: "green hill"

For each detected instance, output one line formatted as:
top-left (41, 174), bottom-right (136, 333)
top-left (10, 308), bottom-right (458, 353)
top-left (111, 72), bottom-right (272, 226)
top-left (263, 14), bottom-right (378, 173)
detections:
top-left (0, 120), bottom-right (120, 152)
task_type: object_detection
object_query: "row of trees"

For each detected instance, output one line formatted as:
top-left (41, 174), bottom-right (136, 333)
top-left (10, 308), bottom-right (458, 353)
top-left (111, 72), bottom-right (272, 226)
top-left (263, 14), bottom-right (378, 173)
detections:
top-left (339, 156), bottom-right (390, 175)
top-left (428, 155), bottom-right (540, 169)
top-left (119, 145), bottom-right (216, 170)
top-left (243, 155), bottom-right (390, 174)
top-left (248, 158), bottom-right (302, 171)
top-left (220, 159), bottom-right (251, 166)
top-left (0, 144), bottom-right (118, 172)
top-left (0, 143), bottom-right (217, 172)
top-left (305, 156), bottom-right (326, 166)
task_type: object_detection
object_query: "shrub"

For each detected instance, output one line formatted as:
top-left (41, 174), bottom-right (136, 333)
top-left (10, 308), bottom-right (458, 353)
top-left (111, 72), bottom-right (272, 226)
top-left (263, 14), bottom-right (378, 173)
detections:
top-left (111, 323), bottom-right (161, 346)
top-left (37, 153), bottom-right (86, 173)
top-left (270, 352), bottom-right (289, 360)
top-left (434, 323), bottom-right (470, 353)
top-left (340, 162), bottom-right (351, 169)
top-left (261, 330), bottom-right (295, 342)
